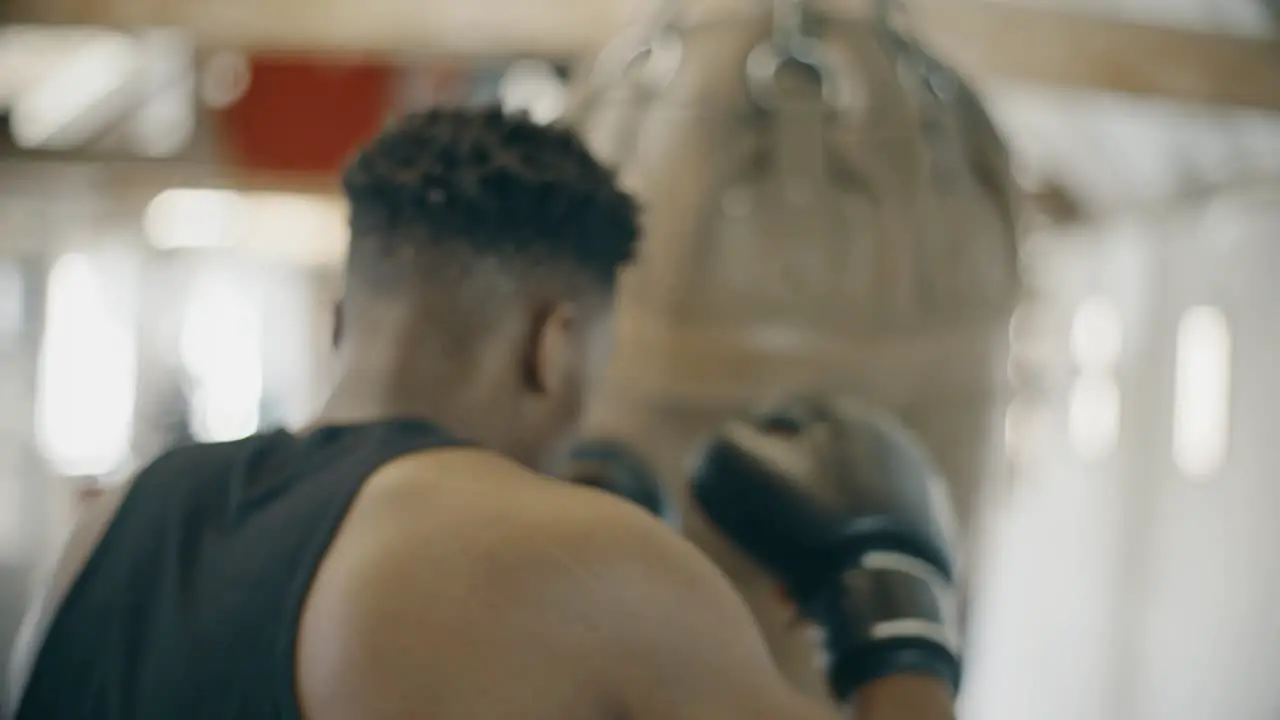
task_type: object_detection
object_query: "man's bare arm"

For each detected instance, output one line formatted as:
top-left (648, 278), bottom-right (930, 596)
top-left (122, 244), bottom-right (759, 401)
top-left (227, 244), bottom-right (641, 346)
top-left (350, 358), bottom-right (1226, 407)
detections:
top-left (857, 677), bottom-right (956, 720)
top-left (298, 455), bottom-right (953, 720)
top-left (569, 498), bottom-right (954, 720)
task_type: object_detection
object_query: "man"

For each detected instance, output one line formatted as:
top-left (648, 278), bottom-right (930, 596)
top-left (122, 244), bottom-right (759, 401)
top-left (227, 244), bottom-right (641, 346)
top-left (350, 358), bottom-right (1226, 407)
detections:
top-left (8, 108), bottom-right (957, 720)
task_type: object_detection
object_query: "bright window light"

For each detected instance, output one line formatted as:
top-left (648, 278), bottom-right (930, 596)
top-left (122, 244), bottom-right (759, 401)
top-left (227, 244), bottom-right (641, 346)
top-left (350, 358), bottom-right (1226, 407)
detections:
top-left (189, 380), bottom-right (261, 444)
top-left (35, 253), bottom-right (137, 476)
top-left (1069, 296), bottom-right (1123, 371)
top-left (1004, 396), bottom-right (1049, 463)
top-left (1068, 374), bottom-right (1121, 462)
top-left (1172, 306), bottom-right (1232, 478)
top-left (180, 275), bottom-right (263, 442)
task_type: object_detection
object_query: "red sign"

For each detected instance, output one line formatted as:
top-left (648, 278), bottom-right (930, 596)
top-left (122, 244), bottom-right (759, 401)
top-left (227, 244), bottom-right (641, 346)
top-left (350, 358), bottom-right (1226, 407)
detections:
top-left (216, 57), bottom-right (395, 176)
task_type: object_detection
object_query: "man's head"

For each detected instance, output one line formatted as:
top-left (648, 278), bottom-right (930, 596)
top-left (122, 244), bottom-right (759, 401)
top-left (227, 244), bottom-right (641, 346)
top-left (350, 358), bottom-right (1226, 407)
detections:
top-left (332, 107), bottom-right (638, 471)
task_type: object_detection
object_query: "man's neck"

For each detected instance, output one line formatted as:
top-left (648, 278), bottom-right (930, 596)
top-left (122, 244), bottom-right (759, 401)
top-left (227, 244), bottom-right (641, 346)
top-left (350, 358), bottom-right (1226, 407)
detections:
top-left (313, 385), bottom-right (420, 428)
top-left (315, 373), bottom-right (458, 429)
top-left (313, 369), bottom-right (514, 454)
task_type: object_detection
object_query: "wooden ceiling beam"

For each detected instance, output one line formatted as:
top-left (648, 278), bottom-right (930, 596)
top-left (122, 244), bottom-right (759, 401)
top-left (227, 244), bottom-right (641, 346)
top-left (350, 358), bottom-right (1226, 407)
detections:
top-left (5, 0), bottom-right (1279, 110)
top-left (913, 1), bottom-right (1280, 112)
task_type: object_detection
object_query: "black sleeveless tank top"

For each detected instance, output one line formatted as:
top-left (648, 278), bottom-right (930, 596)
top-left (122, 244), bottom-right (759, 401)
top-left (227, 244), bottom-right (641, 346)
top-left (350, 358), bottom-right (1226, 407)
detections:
top-left (14, 419), bottom-right (466, 720)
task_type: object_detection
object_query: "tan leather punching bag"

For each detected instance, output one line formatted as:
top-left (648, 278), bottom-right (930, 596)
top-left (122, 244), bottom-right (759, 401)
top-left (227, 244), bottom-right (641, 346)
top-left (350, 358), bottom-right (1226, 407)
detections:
top-left (569, 0), bottom-right (1021, 700)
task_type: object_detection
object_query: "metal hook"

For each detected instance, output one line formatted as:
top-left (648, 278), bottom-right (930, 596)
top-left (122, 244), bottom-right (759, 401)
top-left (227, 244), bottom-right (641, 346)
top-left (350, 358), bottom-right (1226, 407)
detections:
top-left (922, 59), bottom-right (960, 102)
top-left (872, 0), bottom-right (956, 104)
top-left (587, 23), bottom-right (683, 94)
top-left (771, 0), bottom-right (808, 48)
top-left (580, 0), bottom-right (684, 97)
top-left (746, 0), bottom-right (858, 111)
top-left (632, 27), bottom-right (684, 91)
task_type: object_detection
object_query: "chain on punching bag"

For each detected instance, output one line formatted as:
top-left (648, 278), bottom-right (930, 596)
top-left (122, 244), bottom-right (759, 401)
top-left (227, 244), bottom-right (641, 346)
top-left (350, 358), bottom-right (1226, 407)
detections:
top-left (567, 0), bottom-right (1020, 697)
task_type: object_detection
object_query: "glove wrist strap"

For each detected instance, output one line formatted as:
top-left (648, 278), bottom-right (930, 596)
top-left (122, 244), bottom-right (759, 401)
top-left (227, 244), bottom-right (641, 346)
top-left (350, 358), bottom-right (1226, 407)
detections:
top-left (813, 550), bottom-right (962, 699)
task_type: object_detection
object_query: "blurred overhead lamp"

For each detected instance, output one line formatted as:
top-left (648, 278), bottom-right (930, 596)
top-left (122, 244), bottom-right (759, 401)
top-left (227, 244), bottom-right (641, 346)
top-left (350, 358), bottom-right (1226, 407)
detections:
top-left (128, 29), bottom-right (197, 158)
top-left (144, 188), bottom-right (348, 267)
top-left (144, 188), bottom-right (247, 250)
top-left (0, 25), bottom-right (115, 107)
top-left (499, 59), bottom-right (566, 125)
top-left (243, 192), bottom-right (348, 267)
top-left (201, 51), bottom-right (252, 109)
top-left (9, 29), bottom-right (139, 150)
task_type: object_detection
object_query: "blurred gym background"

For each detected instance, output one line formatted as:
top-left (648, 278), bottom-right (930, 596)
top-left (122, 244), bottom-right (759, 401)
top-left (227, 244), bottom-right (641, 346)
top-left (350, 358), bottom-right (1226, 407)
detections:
top-left (0, 0), bottom-right (1277, 718)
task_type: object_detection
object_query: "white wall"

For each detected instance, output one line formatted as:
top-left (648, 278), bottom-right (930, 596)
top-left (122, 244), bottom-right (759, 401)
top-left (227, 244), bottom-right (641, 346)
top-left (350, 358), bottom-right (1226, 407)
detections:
top-left (962, 185), bottom-right (1280, 720)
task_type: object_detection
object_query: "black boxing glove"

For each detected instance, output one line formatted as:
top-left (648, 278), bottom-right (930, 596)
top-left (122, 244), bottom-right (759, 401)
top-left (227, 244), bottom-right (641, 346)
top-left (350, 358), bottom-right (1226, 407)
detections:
top-left (564, 438), bottom-right (676, 524)
top-left (690, 395), bottom-right (961, 700)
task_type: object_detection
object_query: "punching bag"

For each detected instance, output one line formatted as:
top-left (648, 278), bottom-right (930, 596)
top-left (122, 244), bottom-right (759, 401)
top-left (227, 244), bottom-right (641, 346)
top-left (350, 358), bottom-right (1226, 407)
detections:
top-left (568, 0), bottom-right (1021, 700)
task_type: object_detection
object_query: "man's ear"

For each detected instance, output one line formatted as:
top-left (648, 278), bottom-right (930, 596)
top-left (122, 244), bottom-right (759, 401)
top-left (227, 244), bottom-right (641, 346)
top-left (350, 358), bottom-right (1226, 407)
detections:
top-left (521, 302), bottom-right (579, 397)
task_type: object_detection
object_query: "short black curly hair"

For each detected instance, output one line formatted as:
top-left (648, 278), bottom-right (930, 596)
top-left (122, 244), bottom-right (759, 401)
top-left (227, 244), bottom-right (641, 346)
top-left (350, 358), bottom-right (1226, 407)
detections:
top-left (342, 106), bottom-right (638, 294)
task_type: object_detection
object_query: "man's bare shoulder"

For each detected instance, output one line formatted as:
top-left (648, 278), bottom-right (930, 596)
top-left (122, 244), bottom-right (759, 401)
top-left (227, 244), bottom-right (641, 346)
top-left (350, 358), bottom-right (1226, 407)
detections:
top-left (307, 446), bottom-right (700, 621)
top-left (296, 447), bottom-right (692, 718)
top-left (337, 445), bottom-right (670, 553)
top-left (296, 448), bottom-right (844, 720)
